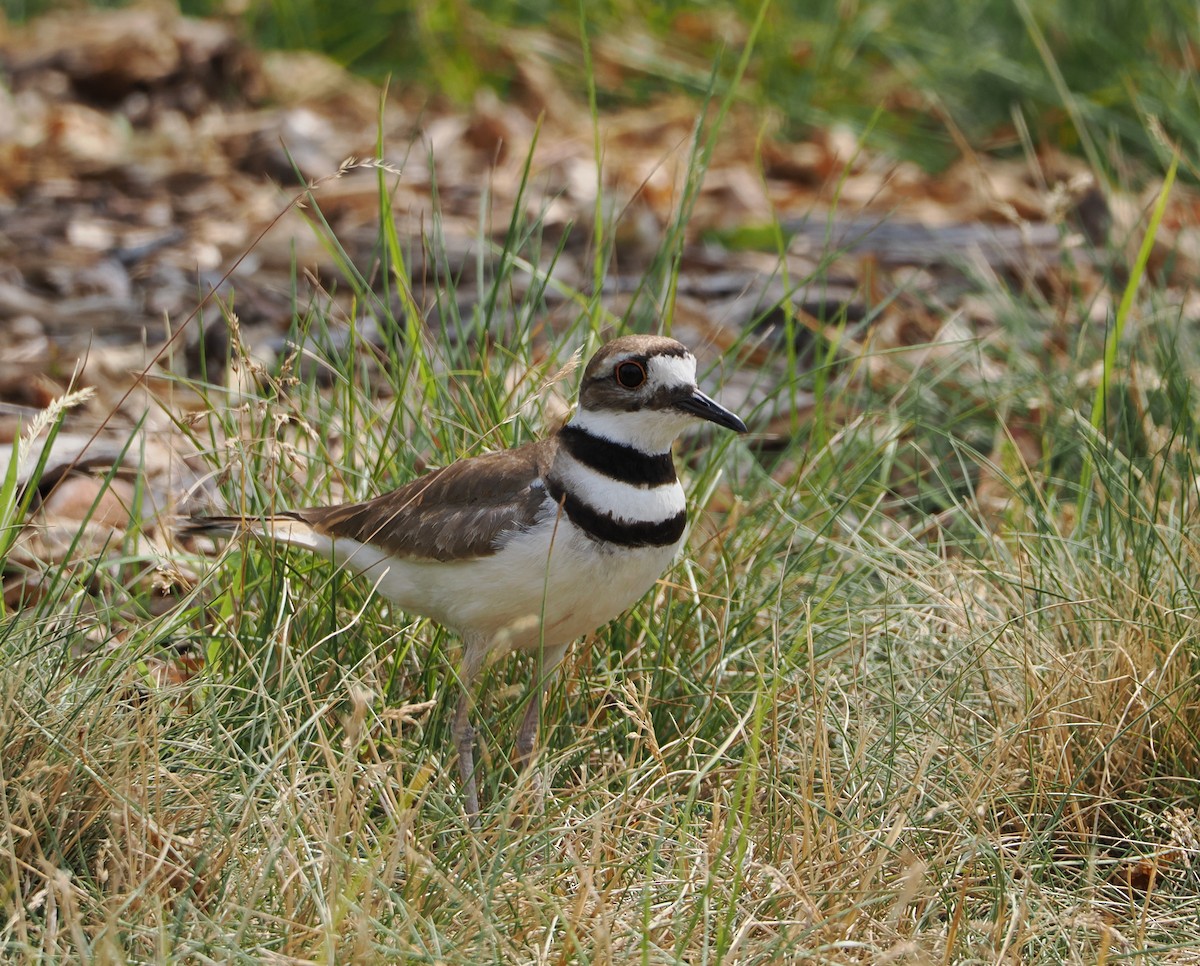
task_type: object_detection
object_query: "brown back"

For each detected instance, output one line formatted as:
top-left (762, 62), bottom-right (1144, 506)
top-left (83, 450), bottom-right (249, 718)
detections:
top-left (295, 438), bottom-right (556, 561)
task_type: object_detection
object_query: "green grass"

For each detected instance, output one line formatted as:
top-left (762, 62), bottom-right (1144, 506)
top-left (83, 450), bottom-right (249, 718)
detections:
top-left (4, 4), bottom-right (1200, 963)
top-left (153, 0), bottom-right (1200, 177)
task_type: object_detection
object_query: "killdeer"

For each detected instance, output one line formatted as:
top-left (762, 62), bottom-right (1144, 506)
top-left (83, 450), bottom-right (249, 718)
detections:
top-left (181, 334), bottom-right (746, 820)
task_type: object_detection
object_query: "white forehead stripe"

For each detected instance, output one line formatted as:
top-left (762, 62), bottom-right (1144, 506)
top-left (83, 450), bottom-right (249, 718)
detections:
top-left (647, 353), bottom-right (697, 389)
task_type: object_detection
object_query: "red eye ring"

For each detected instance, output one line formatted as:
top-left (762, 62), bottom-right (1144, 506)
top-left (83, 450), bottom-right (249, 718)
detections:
top-left (614, 360), bottom-right (647, 389)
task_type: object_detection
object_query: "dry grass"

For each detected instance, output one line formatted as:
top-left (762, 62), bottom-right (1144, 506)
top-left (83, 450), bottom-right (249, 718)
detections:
top-left (5, 387), bottom-right (1200, 961)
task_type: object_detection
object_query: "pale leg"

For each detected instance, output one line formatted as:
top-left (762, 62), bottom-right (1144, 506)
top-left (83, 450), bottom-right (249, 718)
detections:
top-left (514, 688), bottom-right (542, 767)
top-left (453, 634), bottom-right (488, 825)
top-left (515, 643), bottom-right (569, 769)
top-left (454, 689), bottom-right (480, 823)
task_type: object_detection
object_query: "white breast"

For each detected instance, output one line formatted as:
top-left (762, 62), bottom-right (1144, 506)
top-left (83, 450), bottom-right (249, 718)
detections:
top-left (553, 457), bottom-right (686, 522)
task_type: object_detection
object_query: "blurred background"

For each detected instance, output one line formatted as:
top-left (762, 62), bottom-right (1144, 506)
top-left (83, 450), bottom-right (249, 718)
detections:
top-left (5, 0), bottom-right (1196, 174)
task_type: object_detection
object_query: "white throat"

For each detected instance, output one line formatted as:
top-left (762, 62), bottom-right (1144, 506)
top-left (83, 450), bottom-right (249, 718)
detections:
top-left (570, 405), bottom-right (693, 454)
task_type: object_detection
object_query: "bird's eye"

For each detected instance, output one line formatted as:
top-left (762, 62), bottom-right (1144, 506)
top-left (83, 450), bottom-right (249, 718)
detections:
top-left (614, 360), bottom-right (647, 389)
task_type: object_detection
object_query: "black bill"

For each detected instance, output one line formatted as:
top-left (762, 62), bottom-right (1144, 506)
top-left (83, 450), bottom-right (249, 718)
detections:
top-left (675, 388), bottom-right (748, 433)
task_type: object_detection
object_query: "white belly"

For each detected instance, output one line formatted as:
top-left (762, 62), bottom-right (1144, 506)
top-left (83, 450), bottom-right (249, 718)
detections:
top-left (324, 515), bottom-right (682, 653)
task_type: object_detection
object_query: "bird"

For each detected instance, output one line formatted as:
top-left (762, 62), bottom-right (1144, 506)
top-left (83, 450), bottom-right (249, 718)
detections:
top-left (180, 334), bottom-right (747, 820)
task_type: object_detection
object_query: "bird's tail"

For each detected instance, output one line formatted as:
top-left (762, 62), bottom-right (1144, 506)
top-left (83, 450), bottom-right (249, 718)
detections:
top-left (176, 514), bottom-right (253, 537)
top-left (176, 512), bottom-right (329, 554)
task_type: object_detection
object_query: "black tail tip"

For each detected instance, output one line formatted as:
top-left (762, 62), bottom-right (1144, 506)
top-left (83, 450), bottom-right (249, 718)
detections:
top-left (174, 515), bottom-right (241, 536)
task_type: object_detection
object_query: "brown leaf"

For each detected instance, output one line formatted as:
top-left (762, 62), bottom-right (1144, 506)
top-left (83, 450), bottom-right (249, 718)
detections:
top-left (1111, 851), bottom-right (1182, 895)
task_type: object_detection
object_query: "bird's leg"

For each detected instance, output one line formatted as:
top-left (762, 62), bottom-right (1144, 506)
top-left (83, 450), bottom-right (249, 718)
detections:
top-left (515, 643), bottom-right (569, 770)
top-left (514, 688), bottom-right (542, 768)
top-left (453, 688), bottom-right (480, 824)
top-left (453, 636), bottom-right (488, 826)
top-left (509, 645), bottom-right (570, 830)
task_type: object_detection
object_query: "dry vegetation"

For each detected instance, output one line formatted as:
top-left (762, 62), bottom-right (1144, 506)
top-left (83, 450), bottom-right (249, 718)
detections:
top-left (2, 4), bottom-right (1200, 963)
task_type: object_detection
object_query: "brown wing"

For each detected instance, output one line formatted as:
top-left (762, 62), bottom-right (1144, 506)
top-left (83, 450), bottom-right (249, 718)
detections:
top-left (291, 438), bottom-right (555, 562)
